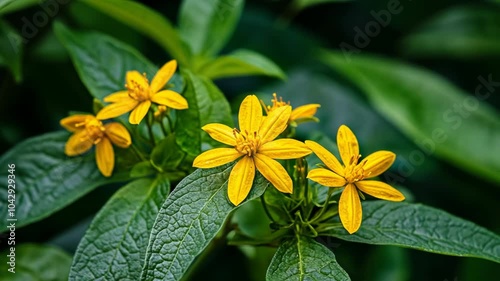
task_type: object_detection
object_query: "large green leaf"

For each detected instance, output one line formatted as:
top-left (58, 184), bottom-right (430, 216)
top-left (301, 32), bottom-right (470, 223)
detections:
top-left (401, 6), bottom-right (500, 59)
top-left (175, 70), bottom-right (233, 156)
top-left (53, 22), bottom-right (157, 100)
top-left (69, 176), bottom-right (170, 281)
top-left (321, 51), bottom-right (500, 184)
top-left (0, 244), bottom-right (72, 280)
top-left (0, 20), bottom-right (22, 82)
top-left (266, 236), bottom-right (350, 281)
top-left (179, 0), bottom-right (244, 56)
top-left (0, 0), bottom-right (38, 14)
top-left (198, 49), bottom-right (285, 80)
top-left (0, 132), bottom-right (125, 231)
top-left (140, 163), bottom-right (269, 281)
top-left (325, 201), bottom-right (500, 263)
top-left (79, 0), bottom-right (189, 65)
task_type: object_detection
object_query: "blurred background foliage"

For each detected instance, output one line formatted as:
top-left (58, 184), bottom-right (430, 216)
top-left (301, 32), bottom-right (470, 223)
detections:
top-left (0, 0), bottom-right (499, 280)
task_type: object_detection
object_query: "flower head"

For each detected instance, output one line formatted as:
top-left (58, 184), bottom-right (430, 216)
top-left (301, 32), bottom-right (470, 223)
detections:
top-left (61, 114), bottom-right (131, 177)
top-left (261, 93), bottom-right (320, 127)
top-left (193, 95), bottom-right (312, 206)
top-left (306, 125), bottom-right (405, 234)
top-left (96, 60), bottom-right (188, 124)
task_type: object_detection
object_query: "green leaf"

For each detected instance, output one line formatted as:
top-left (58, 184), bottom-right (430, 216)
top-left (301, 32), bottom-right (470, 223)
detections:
top-left (0, 244), bottom-right (72, 280)
top-left (69, 176), bottom-right (170, 281)
top-left (198, 49), bottom-right (286, 80)
top-left (325, 201), bottom-right (500, 263)
top-left (175, 70), bottom-right (233, 156)
top-left (321, 50), bottom-right (500, 184)
top-left (79, 0), bottom-right (190, 65)
top-left (151, 134), bottom-right (185, 171)
top-left (0, 131), bottom-right (124, 231)
top-left (53, 22), bottom-right (157, 100)
top-left (0, 20), bottom-right (22, 82)
top-left (0, 0), bottom-right (38, 14)
top-left (400, 5), bottom-right (500, 59)
top-left (179, 0), bottom-right (244, 56)
top-left (266, 236), bottom-right (350, 281)
top-left (140, 163), bottom-right (269, 281)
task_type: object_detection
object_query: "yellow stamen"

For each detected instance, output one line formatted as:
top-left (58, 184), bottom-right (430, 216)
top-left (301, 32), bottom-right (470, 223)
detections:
top-left (233, 128), bottom-right (260, 157)
top-left (126, 78), bottom-right (149, 101)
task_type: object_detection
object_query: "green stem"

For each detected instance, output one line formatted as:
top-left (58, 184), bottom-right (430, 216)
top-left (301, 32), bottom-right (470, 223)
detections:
top-left (130, 144), bottom-right (147, 162)
top-left (159, 119), bottom-right (169, 137)
top-left (309, 188), bottom-right (335, 224)
top-left (145, 112), bottom-right (156, 146)
top-left (165, 113), bottom-right (174, 133)
top-left (261, 194), bottom-right (277, 224)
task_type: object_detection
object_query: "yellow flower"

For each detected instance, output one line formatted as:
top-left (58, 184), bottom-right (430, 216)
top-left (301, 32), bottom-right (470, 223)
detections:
top-left (261, 93), bottom-right (320, 127)
top-left (96, 60), bottom-right (188, 124)
top-left (61, 114), bottom-right (131, 177)
top-left (306, 125), bottom-right (405, 234)
top-left (193, 95), bottom-right (312, 206)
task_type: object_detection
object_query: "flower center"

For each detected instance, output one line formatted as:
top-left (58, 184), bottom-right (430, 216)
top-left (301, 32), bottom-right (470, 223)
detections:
top-left (76, 117), bottom-right (106, 144)
top-left (344, 155), bottom-right (370, 183)
top-left (233, 129), bottom-right (260, 157)
top-left (126, 73), bottom-right (150, 101)
top-left (261, 93), bottom-right (290, 114)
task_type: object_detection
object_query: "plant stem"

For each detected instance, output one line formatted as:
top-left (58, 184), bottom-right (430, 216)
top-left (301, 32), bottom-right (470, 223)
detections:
top-left (309, 188), bottom-right (335, 224)
top-left (261, 194), bottom-right (277, 224)
top-left (130, 144), bottom-right (146, 162)
top-left (145, 112), bottom-right (156, 146)
top-left (165, 114), bottom-right (174, 133)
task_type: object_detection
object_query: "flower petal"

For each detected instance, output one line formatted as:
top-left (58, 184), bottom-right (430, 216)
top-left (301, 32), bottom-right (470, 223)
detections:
top-left (355, 180), bottom-right (405, 201)
top-left (307, 168), bottom-right (347, 187)
top-left (151, 90), bottom-right (188, 109)
top-left (103, 91), bottom-right (129, 103)
top-left (60, 114), bottom-right (93, 132)
top-left (339, 183), bottom-right (362, 234)
top-left (150, 60), bottom-right (177, 93)
top-left (65, 130), bottom-right (94, 156)
top-left (305, 140), bottom-right (344, 176)
top-left (337, 125), bottom-right (359, 166)
top-left (362, 151), bottom-right (396, 178)
top-left (202, 123), bottom-right (236, 146)
top-left (104, 123), bottom-right (131, 148)
top-left (239, 95), bottom-right (262, 133)
top-left (95, 137), bottom-right (114, 177)
top-left (259, 105), bottom-right (291, 144)
top-left (129, 100), bottom-right (151, 124)
top-left (258, 139), bottom-right (311, 159)
top-left (290, 104), bottom-right (320, 121)
top-left (96, 99), bottom-right (139, 120)
top-left (228, 156), bottom-right (255, 206)
top-left (254, 153), bottom-right (292, 193)
top-left (193, 148), bottom-right (242, 168)
top-left (126, 70), bottom-right (149, 91)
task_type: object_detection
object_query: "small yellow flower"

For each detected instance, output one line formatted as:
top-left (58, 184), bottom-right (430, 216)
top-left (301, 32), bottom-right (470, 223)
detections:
top-left (96, 60), bottom-right (188, 124)
top-left (193, 95), bottom-right (312, 206)
top-left (306, 125), bottom-right (405, 234)
top-left (261, 93), bottom-right (320, 127)
top-left (61, 114), bottom-right (131, 177)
